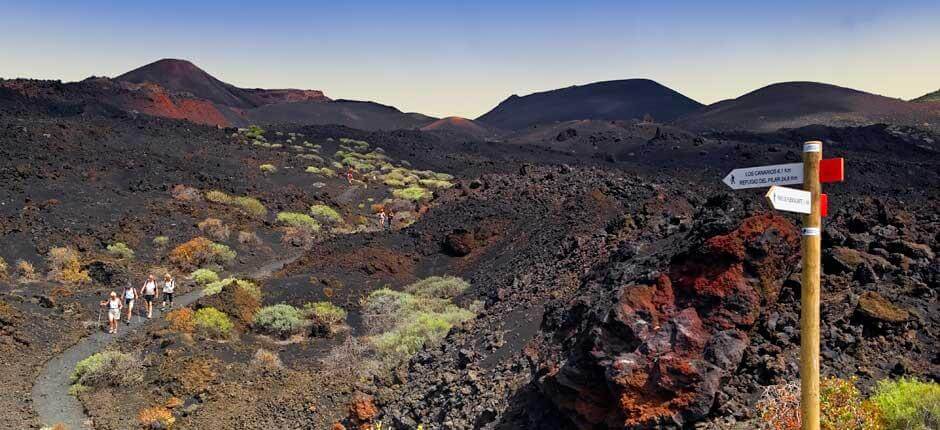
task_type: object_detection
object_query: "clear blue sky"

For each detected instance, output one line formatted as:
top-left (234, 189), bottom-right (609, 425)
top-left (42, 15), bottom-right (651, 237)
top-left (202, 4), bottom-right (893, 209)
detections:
top-left (2, 0), bottom-right (938, 118)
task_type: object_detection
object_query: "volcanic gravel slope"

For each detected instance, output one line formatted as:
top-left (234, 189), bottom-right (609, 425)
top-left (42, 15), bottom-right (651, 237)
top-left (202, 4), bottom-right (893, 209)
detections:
top-left (0, 81), bottom-right (938, 429)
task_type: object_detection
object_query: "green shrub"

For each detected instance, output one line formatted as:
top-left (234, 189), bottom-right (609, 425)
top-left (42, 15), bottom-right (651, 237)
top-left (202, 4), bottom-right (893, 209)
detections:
top-left (244, 125), bottom-right (265, 139)
top-left (404, 276), bottom-right (470, 299)
top-left (383, 178), bottom-right (407, 188)
top-left (260, 164), bottom-right (277, 174)
top-left (393, 186), bottom-right (432, 201)
top-left (304, 301), bottom-right (347, 326)
top-left (194, 307), bottom-right (234, 339)
top-left (152, 236), bottom-right (170, 247)
top-left (209, 243), bottom-right (236, 264)
top-left (820, 376), bottom-right (884, 430)
top-left (310, 204), bottom-right (342, 223)
top-left (205, 190), bottom-right (233, 204)
top-left (190, 268), bottom-right (220, 286)
top-left (276, 212), bottom-right (321, 231)
top-left (71, 350), bottom-right (142, 389)
top-left (374, 310), bottom-right (473, 360)
top-left (419, 179), bottom-right (454, 190)
top-left (872, 378), bottom-right (940, 430)
top-left (0, 257), bottom-right (8, 280)
top-left (306, 166), bottom-right (336, 177)
top-left (106, 242), bottom-right (135, 260)
top-left (253, 304), bottom-right (306, 338)
top-left (298, 154), bottom-right (325, 163)
top-left (363, 283), bottom-right (474, 362)
top-left (233, 196), bottom-right (267, 218)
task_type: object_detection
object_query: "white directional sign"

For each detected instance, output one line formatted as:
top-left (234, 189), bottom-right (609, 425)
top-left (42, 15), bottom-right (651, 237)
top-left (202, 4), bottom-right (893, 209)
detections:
top-left (765, 185), bottom-right (811, 214)
top-left (722, 163), bottom-right (803, 189)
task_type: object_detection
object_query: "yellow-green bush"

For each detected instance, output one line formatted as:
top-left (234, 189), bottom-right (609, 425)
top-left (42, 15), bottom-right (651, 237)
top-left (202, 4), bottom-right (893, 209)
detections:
top-left (393, 186), bottom-right (432, 201)
top-left (820, 376), bottom-right (884, 430)
top-left (71, 350), bottom-right (142, 391)
top-left (253, 304), bottom-right (306, 339)
top-left (310, 204), bottom-right (342, 223)
top-left (872, 378), bottom-right (940, 430)
top-left (106, 242), bottom-right (135, 260)
top-left (306, 166), bottom-right (337, 177)
top-left (276, 212), bottom-right (320, 231)
top-left (260, 164), bottom-right (277, 174)
top-left (404, 276), bottom-right (470, 299)
top-left (152, 236), bottom-right (170, 247)
top-left (190, 268), bottom-right (219, 286)
top-left (169, 237), bottom-right (236, 269)
top-left (138, 406), bottom-right (175, 428)
top-left (419, 179), bottom-right (454, 190)
top-left (205, 190), bottom-right (233, 204)
top-left (194, 307), bottom-right (234, 339)
top-left (305, 301), bottom-right (347, 334)
top-left (363, 281), bottom-right (474, 362)
top-left (204, 191), bottom-right (266, 218)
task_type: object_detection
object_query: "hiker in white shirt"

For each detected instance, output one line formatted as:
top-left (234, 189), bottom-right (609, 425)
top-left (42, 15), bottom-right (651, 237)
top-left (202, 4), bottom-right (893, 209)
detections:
top-left (161, 273), bottom-right (176, 310)
top-left (122, 283), bottom-right (138, 323)
top-left (100, 291), bottom-right (122, 334)
top-left (140, 274), bottom-right (158, 319)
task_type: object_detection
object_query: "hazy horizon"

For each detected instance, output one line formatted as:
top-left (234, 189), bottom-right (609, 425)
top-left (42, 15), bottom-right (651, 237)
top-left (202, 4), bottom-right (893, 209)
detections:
top-left (2, 0), bottom-right (939, 118)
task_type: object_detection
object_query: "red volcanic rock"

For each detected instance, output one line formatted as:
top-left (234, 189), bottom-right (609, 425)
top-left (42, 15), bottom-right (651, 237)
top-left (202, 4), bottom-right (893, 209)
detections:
top-left (541, 213), bottom-right (799, 428)
top-left (112, 82), bottom-right (230, 126)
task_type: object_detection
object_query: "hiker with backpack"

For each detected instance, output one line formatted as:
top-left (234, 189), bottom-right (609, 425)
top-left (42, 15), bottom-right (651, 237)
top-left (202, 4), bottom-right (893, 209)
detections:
top-left (100, 291), bottom-right (122, 334)
top-left (122, 282), bottom-right (138, 323)
top-left (161, 273), bottom-right (176, 310)
top-left (140, 274), bottom-right (158, 319)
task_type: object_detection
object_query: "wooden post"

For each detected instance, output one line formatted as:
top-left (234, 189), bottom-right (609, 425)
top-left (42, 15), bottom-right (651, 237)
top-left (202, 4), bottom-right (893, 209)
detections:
top-left (800, 140), bottom-right (822, 430)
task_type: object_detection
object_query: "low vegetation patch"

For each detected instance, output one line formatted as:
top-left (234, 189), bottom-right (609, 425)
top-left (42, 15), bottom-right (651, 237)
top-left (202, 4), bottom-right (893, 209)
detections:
top-left (15, 259), bottom-right (37, 282)
top-left (198, 217), bottom-right (230, 241)
top-left (259, 163), bottom-right (277, 174)
top-left (166, 308), bottom-right (195, 333)
top-left (201, 278), bottom-right (261, 323)
top-left (190, 268), bottom-right (219, 286)
top-left (204, 190), bottom-right (267, 218)
top-left (194, 307), bottom-right (234, 339)
top-left (393, 186), bottom-right (432, 201)
top-left (0, 257), bottom-right (7, 280)
top-left (47, 247), bottom-right (91, 285)
top-left (310, 204), bottom-right (342, 223)
top-left (872, 377), bottom-right (940, 430)
top-left (169, 237), bottom-right (236, 270)
top-left (305, 166), bottom-right (337, 177)
top-left (71, 350), bottom-right (142, 393)
top-left (153, 236), bottom-right (170, 247)
top-left (276, 212), bottom-right (321, 231)
top-left (237, 230), bottom-right (261, 246)
top-left (363, 276), bottom-right (474, 363)
top-left (106, 242), bottom-right (135, 260)
top-left (253, 304), bottom-right (306, 339)
top-left (305, 301), bottom-right (347, 336)
top-left (758, 376), bottom-right (886, 430)
top-left (138, 406), bottom-right (175, 429)
top-left (251, 348), bottom-right (283, 371)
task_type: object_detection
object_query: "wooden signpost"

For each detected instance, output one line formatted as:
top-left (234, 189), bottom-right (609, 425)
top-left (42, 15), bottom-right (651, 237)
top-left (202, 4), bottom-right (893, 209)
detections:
top-left (723, 141), bottom-right (844, 430)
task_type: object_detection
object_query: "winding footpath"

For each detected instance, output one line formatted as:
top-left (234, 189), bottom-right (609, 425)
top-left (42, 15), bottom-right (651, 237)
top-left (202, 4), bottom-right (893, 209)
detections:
top-left (31, 255), bottom-right (300, 429)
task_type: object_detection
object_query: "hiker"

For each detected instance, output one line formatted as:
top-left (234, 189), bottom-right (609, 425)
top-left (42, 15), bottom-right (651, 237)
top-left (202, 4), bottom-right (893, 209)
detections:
top-left (101, 291), bottom-right (122, 334)
top-left (386, 209), bottom-right (394, 230)
top-left (161, 273), bottom-right (176, 310)
top-left (140, 274), bottom-right (158, 319)
top-left (346, 168), bottom-right (355, 184)
top-left (122, 282), bottom-right (137, 323)
top-left (378, 208), bottom-right (389, 231)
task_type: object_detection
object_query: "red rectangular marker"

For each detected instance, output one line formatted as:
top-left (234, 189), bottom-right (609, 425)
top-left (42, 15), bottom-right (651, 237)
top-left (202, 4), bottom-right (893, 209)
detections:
top-left (821, 193), bottom-right (828, 217)
top-left (819, 158), bottom-right (844, 183)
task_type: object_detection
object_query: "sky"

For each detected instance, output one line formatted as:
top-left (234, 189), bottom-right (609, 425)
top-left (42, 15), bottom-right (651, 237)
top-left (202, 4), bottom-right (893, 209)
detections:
top-left (2, 0), bottom-right (939, 118)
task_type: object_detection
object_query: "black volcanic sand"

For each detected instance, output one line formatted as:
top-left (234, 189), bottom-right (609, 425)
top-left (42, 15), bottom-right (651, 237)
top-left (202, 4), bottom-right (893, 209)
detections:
top-left (0, 94), bottom-right (937, 429)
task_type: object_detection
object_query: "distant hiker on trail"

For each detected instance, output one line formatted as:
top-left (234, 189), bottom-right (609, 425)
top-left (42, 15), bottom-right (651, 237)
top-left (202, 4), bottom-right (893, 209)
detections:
top-left (346, 168), bottom-right (355, 185)
top-left (101, 291), bottom-right (122, 334)
top-left (378, 208), bottom-right (389, 231)
top-left (161, 273), bottom-right (176, 310)
top-left (122, 283), bottom-right (137, 323)
top-left (140, 274), bottom-right (158, 319)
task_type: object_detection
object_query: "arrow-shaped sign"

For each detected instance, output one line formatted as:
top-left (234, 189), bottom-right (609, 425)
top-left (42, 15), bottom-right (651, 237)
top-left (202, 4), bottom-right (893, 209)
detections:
top-left (723, 163), bottom-right (803, 189)
top-left (722, 158), bottom-right (844, 190)
top-left (765, 186), bottom-right (811, 214)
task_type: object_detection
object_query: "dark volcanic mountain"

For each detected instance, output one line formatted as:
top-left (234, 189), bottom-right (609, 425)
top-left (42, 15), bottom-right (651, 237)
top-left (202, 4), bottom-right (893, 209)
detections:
top-left (912, 89), bottom-right (940, 103)
top-left (476, 79), bottom-right (703, 130)
top-left (246, 99), bottom-right (436, 131)
top-left (676, 81), bottom-right (940, 132)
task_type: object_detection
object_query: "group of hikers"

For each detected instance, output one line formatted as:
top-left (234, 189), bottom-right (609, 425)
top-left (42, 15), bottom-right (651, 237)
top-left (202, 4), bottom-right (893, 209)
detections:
top-left (100, 273), bottom-right (176, 334)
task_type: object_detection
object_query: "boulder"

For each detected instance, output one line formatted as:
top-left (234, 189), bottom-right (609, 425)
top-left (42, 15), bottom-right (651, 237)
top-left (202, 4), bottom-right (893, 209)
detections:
top-left (856, 291), bottom-right (909, 323)
top-left (826, 247), bottom-right (894, 274)
top-left (443, 229), bottom-right (476, 257)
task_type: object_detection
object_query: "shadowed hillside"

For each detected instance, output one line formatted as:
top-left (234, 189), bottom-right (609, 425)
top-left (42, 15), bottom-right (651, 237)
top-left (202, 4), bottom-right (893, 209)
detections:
top-left (477, 79), bottom-right (703, 130)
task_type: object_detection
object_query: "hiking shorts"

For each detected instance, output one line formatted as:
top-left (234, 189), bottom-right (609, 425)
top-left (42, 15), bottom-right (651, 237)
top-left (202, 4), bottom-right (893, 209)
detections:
top-left (124, 298), bottom-right (134, 307)
top-left (108, 309), bottom-right (120, 321)
top-left (164, 292), bottom-right (174, 303)
top-left (144, 294), bottom-right (155, 304)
